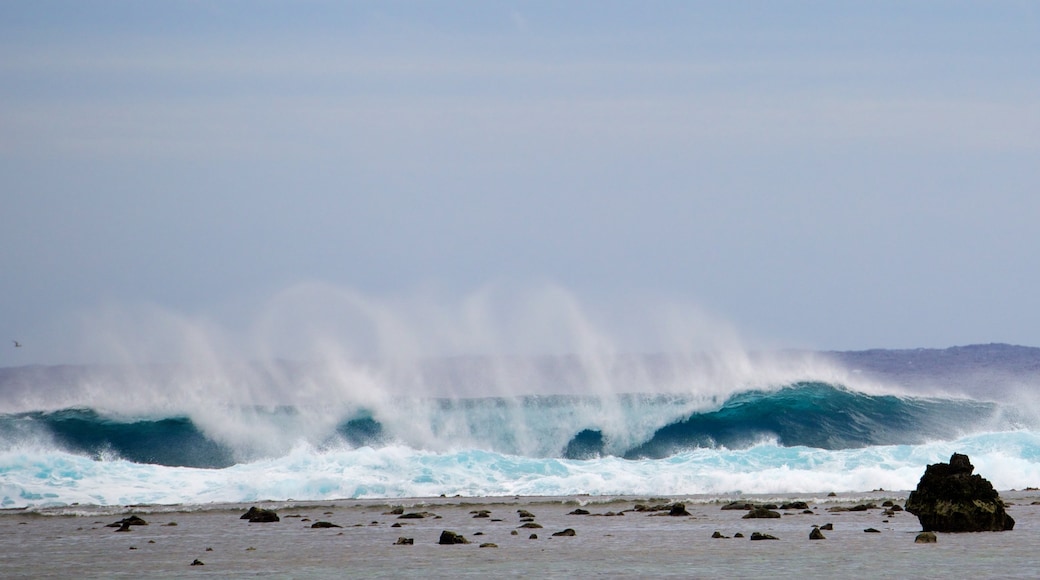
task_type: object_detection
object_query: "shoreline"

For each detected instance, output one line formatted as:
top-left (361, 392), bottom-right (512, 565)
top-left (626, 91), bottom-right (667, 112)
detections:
top-left (3, 491), bottom-right (1037, 578)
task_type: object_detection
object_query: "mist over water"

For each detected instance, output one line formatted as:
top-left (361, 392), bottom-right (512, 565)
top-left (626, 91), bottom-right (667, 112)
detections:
top-left (3, 283), bottom-right (1039, 509)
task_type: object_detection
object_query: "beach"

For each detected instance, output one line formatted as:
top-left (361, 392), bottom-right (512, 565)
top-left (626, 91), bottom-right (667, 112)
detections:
top-left (3, 491), bottom-right (1037, 578)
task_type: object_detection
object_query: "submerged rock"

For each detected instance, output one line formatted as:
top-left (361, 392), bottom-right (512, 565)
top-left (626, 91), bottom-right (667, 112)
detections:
top-left (904, 453), bottom-right (1015, 532)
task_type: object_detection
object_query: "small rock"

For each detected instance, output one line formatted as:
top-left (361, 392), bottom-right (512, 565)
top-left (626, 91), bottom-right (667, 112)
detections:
top-left (518, 522), bottom-right (543, 529)
top-left (733, 532), bottom-right (744, 538)
top-left (864, 528), bottom-right (881, 533)
top-left (479, 542), bottom-right (498, 548)
top-left (569, 508), bottom-right (591, 515)
top-left (742, 507), bottom-right (781, 519)
top-left (820, 523), bottom-right (833, 530)
top-left (711, 531), bottom-right (729, 539)
top-left (552, 528), bottom-right (577, 537)
top-left (438, 530), bottom-right (469, 545)
top-left (311, 521), bottom-right (342, 528)
top-left (517, 509), bottom-right (536, 519)
top-left (529, 533), bottom-right (538, 539)
top-left (915, 531), bottom-right (938, 543)
top-left (749, 532), bottom-right (779, 540)
top-left (668, 503), bottom-right (691, 516)
top-left (190, 559), bottom-right (204, 566)
top-left (810, 527), bottom-right (826, 540)
top-left (394, 537), bottom-right (414, 545)
top-left (241, 507), bottom-right (279, 523)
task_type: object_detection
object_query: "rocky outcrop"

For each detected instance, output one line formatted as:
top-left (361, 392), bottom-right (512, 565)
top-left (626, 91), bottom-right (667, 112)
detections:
top-left (904, 453), bottom-right (1015, 532)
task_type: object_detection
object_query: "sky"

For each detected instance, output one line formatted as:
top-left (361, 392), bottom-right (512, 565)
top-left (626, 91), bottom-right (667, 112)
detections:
top-left (2, 1), bottom-right (1039, 366)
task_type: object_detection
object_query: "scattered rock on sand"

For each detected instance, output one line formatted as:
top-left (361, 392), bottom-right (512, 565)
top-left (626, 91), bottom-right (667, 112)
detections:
top-left (905, 452), bottom-right (1015, 532)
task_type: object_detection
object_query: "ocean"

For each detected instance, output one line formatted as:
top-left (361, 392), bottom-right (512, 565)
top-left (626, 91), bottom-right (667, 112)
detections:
top-left (2, 344), bottom-right (1039, 509)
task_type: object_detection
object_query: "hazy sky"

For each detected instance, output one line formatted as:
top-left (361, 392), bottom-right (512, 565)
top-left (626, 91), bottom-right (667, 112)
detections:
top-left (2, 1), bottom-right (1039, 365)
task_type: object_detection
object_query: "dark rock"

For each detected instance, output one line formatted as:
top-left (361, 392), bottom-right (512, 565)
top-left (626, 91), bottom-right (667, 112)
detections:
top-left (749, 532), bottom-right (778, 540)
top-left (518, 522), bottom-right (543, 529)
top-left (904, 453), bottom-right (1015, 532)
top-left (733, 532), bottom-right (744, 538)
top-left (472, 510), bottom-right (491, 518)
top-left (385, 507), bottom-right (404, 515)
top-left (479, 542), bottom-right (498, 548)
top-left (190, 559), bottom-right (204, 566)
top-left (820, 523), bottom-right (833, 530)
top-left (864, 528), bottom-right (881, 533)
top-left (241, 507), bottom-right (279, 523)
top-left (398, 512), bottom-right (434, 519)
top-left (107, 515), bottom-right (148, 527)
top-left (517, 509), bottom-right (536, 519)
top-left (742, 507), bottom-right (781, 519)
top-left (438, 530), bottom-right (469, 545)
top-left (391, 523), bottom-right (402, 528)
top-left (721, 501), bottom-right (755, 511)
top-left (529, 533), bottom-right (538, 539)
top-left (780, 501), bottom-right (809, 510)
top-left (569, 508), bottom-right (591, 515)
top-left (394, 537), bottom-right (414, 545)
top-left (915, 531), bottom-right (937, 543)
top-left (552, 528), bottom-right (577, 537)
top-left (809, 527), bottom-right (825, 540)
top-left (668, 503), bottom-right (691, 516)
top-left (711, 531), bottom-right (729, 539)
top-left (311, 521), bottom-right (342, 528)
top-left (115, 523), bottom-right (131, 532)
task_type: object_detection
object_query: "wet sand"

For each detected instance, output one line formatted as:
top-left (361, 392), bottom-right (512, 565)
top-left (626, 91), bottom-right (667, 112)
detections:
top-left (2, 491), bottom-right (1038, 578)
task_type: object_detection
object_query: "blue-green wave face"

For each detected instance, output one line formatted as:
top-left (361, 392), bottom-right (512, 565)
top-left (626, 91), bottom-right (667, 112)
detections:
top-left (0, 382), bottom-right (1001, 468)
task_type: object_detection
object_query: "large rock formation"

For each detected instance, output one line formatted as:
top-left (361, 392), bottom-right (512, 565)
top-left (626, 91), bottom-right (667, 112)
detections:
top-left (904, 453), bottom-right (1014, 532)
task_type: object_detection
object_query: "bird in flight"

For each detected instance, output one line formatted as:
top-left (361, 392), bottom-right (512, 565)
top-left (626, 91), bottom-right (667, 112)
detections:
top-left (12, 340), bottom-right (21, 348)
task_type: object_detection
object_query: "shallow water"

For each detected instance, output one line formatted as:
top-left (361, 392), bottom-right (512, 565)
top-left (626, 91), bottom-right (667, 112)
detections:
top-left (1, 493), bottom-right (1037, 578)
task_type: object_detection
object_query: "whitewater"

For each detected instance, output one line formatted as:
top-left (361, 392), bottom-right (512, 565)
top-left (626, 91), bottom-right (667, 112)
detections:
top-left (2, 344), bottom-right (1040, 509)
